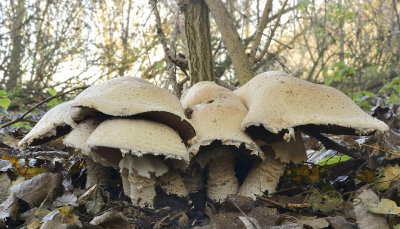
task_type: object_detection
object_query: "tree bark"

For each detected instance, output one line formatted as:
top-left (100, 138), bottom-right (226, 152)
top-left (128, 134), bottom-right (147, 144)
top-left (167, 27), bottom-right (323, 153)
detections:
top-left (182, 0), bottom-right (214, 85)
top-left (6, 0), bottom-right (26, 90)
top-left (204, 0), bottom-right (253, 85)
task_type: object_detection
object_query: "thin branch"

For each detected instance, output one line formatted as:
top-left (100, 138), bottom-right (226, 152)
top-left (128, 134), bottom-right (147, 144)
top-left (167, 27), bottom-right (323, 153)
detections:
top-left (205, 0), bottom-right (253, 85)
top-left (254, 0), bottom-right (289, 64)
top-left (150, 0), bottom-right (188, 71)
top-left (255, 195), bottom-right (312, 209)
top-left (304, 131), bottom-right (362, 159)
top-left (249, 0), bottom-right (273, 65)
top-left (1, 86), bottom-right (87, 129)
top-left (393, 0), bottom-right (400, 30)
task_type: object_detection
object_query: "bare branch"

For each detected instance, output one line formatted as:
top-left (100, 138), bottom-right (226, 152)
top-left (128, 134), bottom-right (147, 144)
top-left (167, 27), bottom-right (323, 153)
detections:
top-left (149, 0), bottom-right (188, 71)
top-left (1, 86), bottom-right (87, 129)
top-left (204, 0), bottom-right (253, 85)
top-left (248, 0), bottom-right (273, 65)
top-left (254, 0), bottom-right (289, 64)
top-left (304, 131), bottom-right (362, 159)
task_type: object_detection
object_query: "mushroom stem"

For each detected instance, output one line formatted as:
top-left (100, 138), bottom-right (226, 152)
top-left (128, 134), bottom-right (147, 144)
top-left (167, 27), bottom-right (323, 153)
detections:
top-left (159, 169), bottom-right (188, 197)
top-left (207, 152), bottom-right (239, 202)
top-left (85, 157), bottom-right (115, 188)
top-left (121, 168), bottom-right (131, 196)
top-left (184, 164), bottom-right (204, 193)
top-left (127, 169), bottom-right (157, 208)
top-left (238, 152), bottom-right (285, 200)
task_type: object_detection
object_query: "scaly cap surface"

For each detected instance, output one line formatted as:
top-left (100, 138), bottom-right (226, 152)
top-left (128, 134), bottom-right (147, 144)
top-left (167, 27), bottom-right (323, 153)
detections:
top-left (18, 101), bottom-right (86, 147)
top-left (235, 71), bottom-right (389, 136)
top-left (181, 81), bottom-right (262, 159)
top-left (63, 118), bottom-right (116, 168)
top-left (72, 76), bottom-right (195, 143)
top-left (87, 119), bottom-right (189, 168)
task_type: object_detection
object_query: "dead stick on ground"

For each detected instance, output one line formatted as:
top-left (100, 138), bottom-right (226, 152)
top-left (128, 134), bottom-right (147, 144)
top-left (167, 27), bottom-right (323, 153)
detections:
top-left (304, 131), bottom-right (362, 159)
top-left (1, 86), bottom-right (87, 129)
top-left (255, 195), bottom-right (312, 209)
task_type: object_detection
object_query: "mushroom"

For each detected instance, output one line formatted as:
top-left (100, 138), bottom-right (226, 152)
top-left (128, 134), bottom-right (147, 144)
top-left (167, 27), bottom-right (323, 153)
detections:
top-left (18, 101), bottom-right (89, 148)
top-left (238, 147), bottom-right (285, 198)
top-left (234, 71), bottom-right (389, 139)
top-left (181, 81), bottom-right (263, 202)
top-left (235, 71), bottom-right (389, 198)
top-left (238, 132), bottom-right (306, 199)
top-left (63, 118), bottom-right (118, 188)
top-left (69, 76), bottom-right (195, 144)
top-left (86, 118), bottom-right (189, 208)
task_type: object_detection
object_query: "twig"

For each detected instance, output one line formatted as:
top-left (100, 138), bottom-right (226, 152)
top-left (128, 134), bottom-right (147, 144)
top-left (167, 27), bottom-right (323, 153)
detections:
top-left (150, 0), bottom-right (188, 70)
top-left (150, 0), bottom-right (188, 96)
top-left (254, 0), bottom-right (289, 64)
top-left (227, 196), bottom-right (258, 229)
top-left (304, 131), bottom-right (362, 159)
top-left (227, 196), bottom-right (247, 216)
top-left (249, 0), bottom-right (273, 65)
top-left (1, 86), bottom-right (87, 129)
top-left (255, 195), bottom-right (311, 209)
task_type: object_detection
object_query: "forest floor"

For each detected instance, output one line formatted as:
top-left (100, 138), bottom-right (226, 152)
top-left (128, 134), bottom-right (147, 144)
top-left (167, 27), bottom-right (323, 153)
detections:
top-left (0, 101), bottom-right (399, 229)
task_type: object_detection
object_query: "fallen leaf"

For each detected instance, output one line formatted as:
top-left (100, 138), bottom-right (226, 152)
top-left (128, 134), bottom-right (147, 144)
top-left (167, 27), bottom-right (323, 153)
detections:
top-left (90, 210), bottom-right (133, 228)
top-left (10, 173), bottom-right (63, 207)
top-left (52, 193), bottom-right (77, 208)
top-left (376, 164), bottom-right (400, 191)
top-left (0, 173), bottom-right (11, 203)
top-left (356, 169), bottom-right (376, 183)
top-left (307, 189), bottom-right (343, 213)
top-left (298, 216), bottom-right (329, 229)
top-left (84, 188), bottom-right (106, 216)
top-left (367, 198), bottom-right (400, 215)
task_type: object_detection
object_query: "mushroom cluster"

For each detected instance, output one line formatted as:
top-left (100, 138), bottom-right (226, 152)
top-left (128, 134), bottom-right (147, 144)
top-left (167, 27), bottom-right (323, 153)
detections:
top-left (19, 71), bottom-right (389, 207)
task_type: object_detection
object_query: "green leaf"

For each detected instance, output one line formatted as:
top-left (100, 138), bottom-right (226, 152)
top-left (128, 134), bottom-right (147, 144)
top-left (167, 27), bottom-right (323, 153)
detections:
top-left (11, 122), bottom-right (32, 130)
top-left (317, 156), bottom-right (351, 166)
top-left (0, 98), bottom-right (11, 110)
top-left (47, 98), bottom-right (59, 107)
top-left (49, 88), bottom-right (57, 96)
top-left (0, 90), bottom-right (9, 97)
top-left (393, 85), bottom-right (400, 93)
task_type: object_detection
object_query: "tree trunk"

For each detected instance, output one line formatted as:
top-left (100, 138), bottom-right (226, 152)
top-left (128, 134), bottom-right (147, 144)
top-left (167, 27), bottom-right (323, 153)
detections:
top-left (204, 0), bottom-right (253, 85)
top-left (6, 0), bottom-right (26, 90)
top-left (182, 0), bottom-right (214, 85)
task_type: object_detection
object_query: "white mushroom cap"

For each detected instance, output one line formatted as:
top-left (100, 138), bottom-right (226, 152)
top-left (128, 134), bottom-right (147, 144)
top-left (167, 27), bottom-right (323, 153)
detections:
top-left (18, 101), bottom-right (87, 148)
top-left (181, 81), bottom-right (262, 159)
top-left (181, 81), bottom-right (233, 109)
top-left (63, 118), bottom-right (101, 155)
top-left (234, 71), bottom-right (389, 137)
top-left (63, 118), bottom-right (117, 168)
top-left (71, 76), bottom-right (195, 143)
top-left (86, 119), bottom-right (189, 169)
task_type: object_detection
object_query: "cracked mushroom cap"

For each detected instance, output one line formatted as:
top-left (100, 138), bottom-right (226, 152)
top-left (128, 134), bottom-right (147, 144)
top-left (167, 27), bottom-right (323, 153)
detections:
top-left (18, 101), bottom-right (88, 148)
top-left (86, 118), bottom-right (189, 171)
top-left (71, 76), bottom-right (195, 144)
top-left (234, 71), bottom-right (389, 138)
top-left (181, 81), bottom-right (262, 160)
top-left (63, 118), bottom-right (117, 168)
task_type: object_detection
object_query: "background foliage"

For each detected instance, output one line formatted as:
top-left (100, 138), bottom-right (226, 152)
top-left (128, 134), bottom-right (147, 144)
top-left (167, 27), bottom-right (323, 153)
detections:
top-left (0, 0), bottom-right (399, 108)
